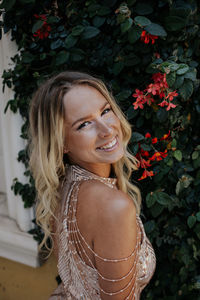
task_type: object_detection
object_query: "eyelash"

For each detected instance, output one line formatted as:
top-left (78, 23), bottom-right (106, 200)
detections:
top-left (77, 107), bottom-right (112, 130)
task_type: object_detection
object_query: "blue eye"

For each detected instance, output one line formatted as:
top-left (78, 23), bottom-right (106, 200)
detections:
top-left (102, 107), bottom-right (111, 115)
top-left (77, 121), bottom-right (91, 130)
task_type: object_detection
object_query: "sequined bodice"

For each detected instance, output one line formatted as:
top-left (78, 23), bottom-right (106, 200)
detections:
top-left (49, 164), bottom-right (156, 300)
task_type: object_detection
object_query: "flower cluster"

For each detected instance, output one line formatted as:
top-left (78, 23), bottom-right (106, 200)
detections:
top-left (140, 30), bottom-right (158, 44)
top-left (132, 72), bottom-right (178, 111)
top-left (33, 14), bottom-right (51, 39)
top-left (136, 131), bottom-right (170, 180)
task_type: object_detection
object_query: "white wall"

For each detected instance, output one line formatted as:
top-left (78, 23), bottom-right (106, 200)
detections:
top-left (0, 31), bottom-right (39, 267)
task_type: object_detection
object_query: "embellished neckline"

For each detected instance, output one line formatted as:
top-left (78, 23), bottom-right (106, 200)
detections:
top-left (65, 164), bottom-right (117, 188)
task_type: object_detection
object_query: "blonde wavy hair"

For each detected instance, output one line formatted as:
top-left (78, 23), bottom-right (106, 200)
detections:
top-left (29, 71), bottom-right (141, 254)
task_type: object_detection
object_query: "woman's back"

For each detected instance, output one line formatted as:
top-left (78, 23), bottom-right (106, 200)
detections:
top-left (49, 164), bottom-right (156, 300)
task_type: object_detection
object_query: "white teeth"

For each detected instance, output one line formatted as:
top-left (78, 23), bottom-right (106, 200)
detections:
top-left (99, 138), bottom-right (117, 149)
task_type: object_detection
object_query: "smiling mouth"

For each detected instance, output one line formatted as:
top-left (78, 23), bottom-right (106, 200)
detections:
top-left (97, 137), bottom-right (118, 151)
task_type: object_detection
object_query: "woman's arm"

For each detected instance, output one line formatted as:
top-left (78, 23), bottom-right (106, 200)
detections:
top-left (78, 181), bottom-right (140, 300)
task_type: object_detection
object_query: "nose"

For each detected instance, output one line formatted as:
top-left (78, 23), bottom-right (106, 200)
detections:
top-left (98, 120), bottom-right (113, 138)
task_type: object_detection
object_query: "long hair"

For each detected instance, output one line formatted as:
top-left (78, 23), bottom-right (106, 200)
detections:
top-left (29, 71), bottom-right (141, 254)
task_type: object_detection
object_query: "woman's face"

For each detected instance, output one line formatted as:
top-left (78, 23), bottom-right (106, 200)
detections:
top-left (63, 84), bottom-right (124, 176)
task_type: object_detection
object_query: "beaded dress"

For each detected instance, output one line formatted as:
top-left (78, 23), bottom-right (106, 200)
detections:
top-left (49, 164), bottom-right (156, 300)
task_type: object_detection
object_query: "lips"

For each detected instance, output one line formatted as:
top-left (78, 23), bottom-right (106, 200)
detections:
top-left (97, 136), bottom-right (118, 150)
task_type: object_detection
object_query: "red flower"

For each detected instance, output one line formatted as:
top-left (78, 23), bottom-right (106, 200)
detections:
top-left (140, 158), bottom-right (152, 168)
top-left (160, 149), bottom-right (168, 158)
top-left (149, 149), bottom-right (168, 161)
top-left (141, 30), bottom-right (158, 44)
top-left (145, 133), bottom-right (151, 138)
top-left (160, 131), bottom-right (171, 141)
top-left (154, 52), bottom-right (160, 58)
top-left (138, 169), bottom-right (155, 180)
top-left (147, 83), bottom-right (160, 95)
top-left (166, 102), bottom-right (177, 111)
top-left (34, 14), bottom-right (47, 21)
top-left (158, 100), bottom-right (168, 107)
top-left (132, 89), bottom-right (145, 109)
top-left (152, 137), bottom-right (158, 144)
top-left (33, 14), bottom-right (51, 39)
top-left (166, 91), bottom-right (178, 101)
top-left (152, 72), bottom-right (164, 83)
top-left (140, 149), bottom-right (150, 157)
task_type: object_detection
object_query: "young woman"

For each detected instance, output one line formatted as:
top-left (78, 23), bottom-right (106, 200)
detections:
top-left (29, 71), bottom-right (156, 299)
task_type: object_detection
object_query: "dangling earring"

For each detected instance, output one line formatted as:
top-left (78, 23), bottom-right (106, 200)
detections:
top-left (63, 148), bottom-right (68, 154)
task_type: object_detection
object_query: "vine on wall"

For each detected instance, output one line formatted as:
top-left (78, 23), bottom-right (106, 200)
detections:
top-left (0, 0), bottom-right (200, 299)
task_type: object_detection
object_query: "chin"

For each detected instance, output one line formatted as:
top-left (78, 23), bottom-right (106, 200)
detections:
top-left (101, 150), bottom-right (124, 164)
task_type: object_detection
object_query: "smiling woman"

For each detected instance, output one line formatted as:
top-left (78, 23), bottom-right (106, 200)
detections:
top-left (63, 84), bottom-right (124, 177)
top-left (29, 71), bottom-right (156, 299)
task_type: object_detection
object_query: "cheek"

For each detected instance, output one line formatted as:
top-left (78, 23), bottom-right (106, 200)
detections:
top-left (66, 130), bottom-right (96, 151)
top-left (113, 115), bottom-right (122, 132)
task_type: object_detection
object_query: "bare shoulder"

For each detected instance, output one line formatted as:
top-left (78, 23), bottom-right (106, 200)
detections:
top-left (77, 179), bottom-right (137, 255)
top-left (78, 179), bottom-right (136, 221)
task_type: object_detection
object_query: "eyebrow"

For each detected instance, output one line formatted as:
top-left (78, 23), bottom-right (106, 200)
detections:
top-left (71, 101), bottom-right (109, 127)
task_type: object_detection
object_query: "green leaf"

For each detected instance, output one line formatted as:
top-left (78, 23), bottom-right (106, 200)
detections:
top-left (140, 143), bottom-right (151, 151)
top-left (128, 26), bottom-right (143, 44)
top-left (196, 212), bottom-right (200, 222)
top-left (65, 34), bottom-right (78, 49)
top-left (145, 23), bottom-right (167, 37)
top-left (82, 26), bottom-right (100, 39)
top-left (50, 39), bottom-right (63, 50)
top-left (19, 0), bottom-right (35, 3)
top-left (124, 53), bottom-right (140, 66)
top-left (146, 193), bottom-right (156, 208)
top-left (0, 0), bottom-right (16, 11)
top-left (55, 51), bottom-right (69, 65)
top-left (93, 16), bottom-right (106, 27)
top-left (193, 157), bottom-right (200, 169)
top-left (173, 75), bottom-right (184, 89)
top-left (144, 220), bottom-right (155, 234)
top-left (156, 108), bottom-right (168, 123)
top-left (98, 6), bottom-right (111, 16)
top-left (71, 25), bottom-right (84, 36)
top-left (156, 192), bottom-right (171, 206)
top-left (184, 70), bottom-right (197, 81)
top-left (70, 48), bottom-right (85, 62)
top-left (176, 64), bottom-right (189, 75)
top-left (135, 3), bottom-right (153, 15)
top-left (121, 18), bottom-right (133, 33)
top-left (168, 63), bottom-right (179, 72)
top-left (174, 150), bottom-right (182, 161)
top-left (131, 143), bottom-right (139, 155)
top-left (131, 132), bottom-right (144, 143)
top-left (22, 52), bottom-right (34, 63)
top-left (164, 16), bottom-right (186, 31)
top-left (166, 72), bottom-right (176, 86)
top-left (4, 99), bottom-right (17, 113)
top-left (179, 79), bottom-right (193, 101)
top-left (47, 16), bottom-right (60, 24)
top-left (126, 106), bottom-right (138, 120)
top-left (112, 61), bottom-right (124, 75)
top-left (134, 16), bottom-right (151, 26)
top-left (150, 203), bottom-right (164, 218)
top-left (176, 180), bottom-right (183, 195)
top-left (115, 90), bottom-right (132, 101)
top-left (187, 216), bottom-right (196, 228)
top-left (32, 20), bottom-right (44, 34)
top-left (192, 151), bottom-right (199, 160)
top-left (171, 139), bottom-right (177, 148)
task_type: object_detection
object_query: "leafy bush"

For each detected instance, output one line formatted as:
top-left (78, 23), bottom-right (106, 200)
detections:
top-left (0, 0), bottom-right (200, 299)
